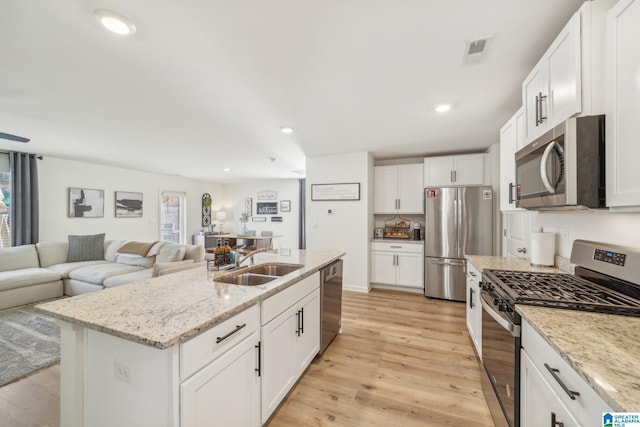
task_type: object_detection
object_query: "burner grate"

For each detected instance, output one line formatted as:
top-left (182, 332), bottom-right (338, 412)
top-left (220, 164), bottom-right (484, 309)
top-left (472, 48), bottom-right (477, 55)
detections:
top-left (484, 270), bottom-right (640, 316)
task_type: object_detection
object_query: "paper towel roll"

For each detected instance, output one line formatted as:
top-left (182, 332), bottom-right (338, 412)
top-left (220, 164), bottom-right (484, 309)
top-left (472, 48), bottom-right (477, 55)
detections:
top-left (530, 232), bottom-right (555, 267)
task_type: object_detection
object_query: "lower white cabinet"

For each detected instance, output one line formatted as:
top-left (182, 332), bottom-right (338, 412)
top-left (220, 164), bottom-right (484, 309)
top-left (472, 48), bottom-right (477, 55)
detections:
top-left (261, 274), bottom-right (320, 423)
top-left (521, 318), bottom-right (611, 427)
top-left (371, 241), bottom-right (424, 289)
top-left (465, 262), bottom-right (482, 358)
top-left (181, 331), bottom-right (261, 427)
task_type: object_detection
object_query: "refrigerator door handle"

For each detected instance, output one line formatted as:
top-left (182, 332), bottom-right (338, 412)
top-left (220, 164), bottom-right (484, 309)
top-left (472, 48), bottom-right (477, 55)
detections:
top-left (429, 259), bottom-right (466, 266)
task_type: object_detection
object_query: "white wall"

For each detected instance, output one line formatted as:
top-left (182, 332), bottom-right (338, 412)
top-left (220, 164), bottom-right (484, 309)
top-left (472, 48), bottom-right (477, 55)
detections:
top-left (306, 152), bottom-right (373, 292)
top-left (38, 156), bottom-right (223, 242)
top-left (220, 179), bottom-right (300, 251)
top-left (530, 210), bottom-right (640, 258)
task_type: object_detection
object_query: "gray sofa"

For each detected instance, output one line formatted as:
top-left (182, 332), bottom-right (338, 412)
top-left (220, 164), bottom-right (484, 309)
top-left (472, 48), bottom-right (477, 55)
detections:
top-left (0, 239), bottom-right (206, 310)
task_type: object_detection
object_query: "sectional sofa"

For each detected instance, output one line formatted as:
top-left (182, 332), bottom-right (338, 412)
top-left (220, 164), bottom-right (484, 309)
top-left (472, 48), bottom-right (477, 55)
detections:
top-left (0, 237), bottom-right (206, 310)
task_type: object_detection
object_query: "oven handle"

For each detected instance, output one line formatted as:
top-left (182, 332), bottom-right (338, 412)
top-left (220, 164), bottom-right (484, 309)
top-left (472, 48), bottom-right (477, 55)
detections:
top-left (480, 291), bottom-right (520, 337)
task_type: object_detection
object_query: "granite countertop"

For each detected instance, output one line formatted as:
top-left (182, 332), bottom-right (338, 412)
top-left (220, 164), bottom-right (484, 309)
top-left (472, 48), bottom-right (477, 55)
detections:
top-left (466, 256), bottom-right (640, 412)
top-left (36, 249), bottom-right (345, 350)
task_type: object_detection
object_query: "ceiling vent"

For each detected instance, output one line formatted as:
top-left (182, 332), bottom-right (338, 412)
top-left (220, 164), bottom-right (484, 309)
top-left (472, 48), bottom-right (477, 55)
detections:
top-left (464, 36), bottom-right (493, 65)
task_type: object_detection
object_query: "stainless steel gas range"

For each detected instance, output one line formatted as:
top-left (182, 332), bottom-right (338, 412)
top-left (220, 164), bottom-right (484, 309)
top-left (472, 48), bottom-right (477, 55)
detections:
top-left (479, 240), bottom-right (640, 427)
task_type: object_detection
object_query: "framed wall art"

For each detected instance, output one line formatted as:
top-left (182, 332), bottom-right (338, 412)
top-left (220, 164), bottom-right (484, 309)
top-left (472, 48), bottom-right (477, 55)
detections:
top-left (244, 197), bottom-right (252, 216)
top-left (115, 191), bottom-right (143, 218)
top-left (280, 200), bottom-right (291, 212)
top-left (69, 187), bottom-right (104, 218)
top-left (256, 202), bottom-right (277, 215)
top-left (311, 183), bottom-right (360, 201)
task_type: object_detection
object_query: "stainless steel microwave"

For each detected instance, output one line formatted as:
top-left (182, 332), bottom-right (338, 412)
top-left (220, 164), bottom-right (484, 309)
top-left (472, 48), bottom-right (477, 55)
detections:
top-left (515, 115), bottom-right (606, 210)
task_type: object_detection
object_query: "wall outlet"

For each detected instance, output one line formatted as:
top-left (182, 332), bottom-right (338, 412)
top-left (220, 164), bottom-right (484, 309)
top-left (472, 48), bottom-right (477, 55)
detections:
top-left (114, 361), bottom-right (132, 384)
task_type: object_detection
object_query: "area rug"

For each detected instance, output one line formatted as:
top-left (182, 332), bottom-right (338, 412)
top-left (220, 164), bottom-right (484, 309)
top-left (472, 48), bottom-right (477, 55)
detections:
top-left (0, 304), bottom-right (60, 387)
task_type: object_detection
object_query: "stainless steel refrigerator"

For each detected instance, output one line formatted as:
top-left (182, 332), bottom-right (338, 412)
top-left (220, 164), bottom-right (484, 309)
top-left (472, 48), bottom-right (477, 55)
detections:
top-left (424, 186), bottom-right (493, 301)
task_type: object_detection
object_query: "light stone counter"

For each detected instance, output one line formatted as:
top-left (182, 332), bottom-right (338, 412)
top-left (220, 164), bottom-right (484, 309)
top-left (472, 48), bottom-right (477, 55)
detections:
top-left (36, 249), bottom-right (344, 350)
top-left (466, 256), bottom-right (639, 411)
top-left (517, 305), bottom-right (640, 412)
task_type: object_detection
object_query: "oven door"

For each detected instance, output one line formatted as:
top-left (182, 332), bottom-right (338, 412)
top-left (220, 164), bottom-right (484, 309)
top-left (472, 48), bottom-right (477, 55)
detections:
top-left (515, 133), bottom-right (566, 209)
top-left (481, 290), bottom-right (521, 427)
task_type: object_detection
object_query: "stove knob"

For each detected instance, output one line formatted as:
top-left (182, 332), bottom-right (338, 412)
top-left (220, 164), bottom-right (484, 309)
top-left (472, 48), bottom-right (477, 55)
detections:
top-left (498, 302), bottom-right (508, 312)
top-left (493, 297), bottom-right (501, 305)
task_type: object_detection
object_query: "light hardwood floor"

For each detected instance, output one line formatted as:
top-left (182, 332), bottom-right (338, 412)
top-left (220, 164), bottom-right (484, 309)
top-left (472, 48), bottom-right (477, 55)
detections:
top-left (0, 289), bottom-right (493, 427)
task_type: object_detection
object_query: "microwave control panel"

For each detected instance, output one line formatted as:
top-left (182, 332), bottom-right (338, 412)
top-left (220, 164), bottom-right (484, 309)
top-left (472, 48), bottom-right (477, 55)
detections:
top-left (593, 248), bottom-right (627, 266)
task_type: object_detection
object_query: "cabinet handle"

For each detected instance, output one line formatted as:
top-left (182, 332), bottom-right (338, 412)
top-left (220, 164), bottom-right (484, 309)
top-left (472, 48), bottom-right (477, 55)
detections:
top-left (544, 364), bottom-right (580, 400)
top-left (537, 92), bottom-right (547, 124)
top-left (535, 94), bottom-right (540, 126)
top-left (551, 412), bottom-right (564, 427)
top-left (397, 199), bottom-right (400, 210)
top-left (300, 307), bottom-right (304, 334)
top-left (295, 311), bottom-right (301, 336)
top-left (469, 271), bottom-right (476, 277)
top-left (453, 170), bottom-right (457, 182)
top-left (255, 341), bottom-right (261, 377)
top-left (390, 245), bottom-right (402, 249)
top-left (451, 170), bottom-right (454, 182)
top-left (517, 247), bottom-right (527, 254)
top-left (216, 323), bottom-right (246, 344)
top-left (508, 182), bottom-right (515, 204)
top-left (469, 287), bottom-right (474, 309)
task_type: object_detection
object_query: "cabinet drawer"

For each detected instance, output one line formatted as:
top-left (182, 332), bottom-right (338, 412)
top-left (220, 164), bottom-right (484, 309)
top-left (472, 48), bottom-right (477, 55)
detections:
top-left (261, 272), bottom-right (319, 325)
top-left (371, 242), bottom-right (424, 254)
top-left (521, 319), bottom-right (611, 425)
top-left (181, 304), bottom-right (260, 380)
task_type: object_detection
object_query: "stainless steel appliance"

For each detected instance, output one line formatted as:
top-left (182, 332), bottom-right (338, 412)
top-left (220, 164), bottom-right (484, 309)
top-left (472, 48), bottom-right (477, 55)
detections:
top-left (424, 186), bottom-right (493, 301)
top-left (319, 259), bottom-right (343, 354)
top-left (480, 240), bottom-right (640, 427)
top-left (515, 115), bottom-right (605, 210)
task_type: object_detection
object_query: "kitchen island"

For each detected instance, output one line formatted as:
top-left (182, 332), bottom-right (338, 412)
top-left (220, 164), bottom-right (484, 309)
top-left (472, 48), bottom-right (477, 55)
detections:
top-left (37, 249), bottom-right (345, 427)
top-left (467, 256), bottom-right (640, 415)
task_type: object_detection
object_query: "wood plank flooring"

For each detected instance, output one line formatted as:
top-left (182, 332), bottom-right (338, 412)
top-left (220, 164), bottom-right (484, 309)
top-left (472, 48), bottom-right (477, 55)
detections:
top-left (0, 289), bottom-right (494, 427)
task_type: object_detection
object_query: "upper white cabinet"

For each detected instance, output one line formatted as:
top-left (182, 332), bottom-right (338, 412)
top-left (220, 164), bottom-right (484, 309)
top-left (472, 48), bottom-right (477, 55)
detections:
top-left (606, 0), bottom-right (640, 210)
top-left (374, 164), bottom-right (424, 214)
top-left (424, 154), bottom-right (487, 187)
top-left (522, 0), bottom-right (615, 143)
top-left (499, 108), bottom-right (525, 212)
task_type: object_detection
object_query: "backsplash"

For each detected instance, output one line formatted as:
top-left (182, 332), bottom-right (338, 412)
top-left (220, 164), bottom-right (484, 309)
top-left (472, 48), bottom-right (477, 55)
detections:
top-left (555, 255), bottom-right (575, 274)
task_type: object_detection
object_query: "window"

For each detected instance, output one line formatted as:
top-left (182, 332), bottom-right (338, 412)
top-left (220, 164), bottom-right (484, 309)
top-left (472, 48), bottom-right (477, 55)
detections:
top-left (0, 154), bottom-right (10, 247)
top-left (160, 191), bottom-right (186, 244)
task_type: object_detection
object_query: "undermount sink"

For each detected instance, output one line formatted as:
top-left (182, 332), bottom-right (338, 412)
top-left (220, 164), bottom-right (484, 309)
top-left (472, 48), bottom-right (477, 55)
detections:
top-left (245, 263), bottom-right (303, 277)
top-left (215, 263), bottom-right (304, 286)
top-left (215, 273), bottom-right (277, 286)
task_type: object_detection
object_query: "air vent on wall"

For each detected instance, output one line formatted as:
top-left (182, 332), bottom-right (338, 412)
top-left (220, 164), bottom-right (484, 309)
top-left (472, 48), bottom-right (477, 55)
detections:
top-left (0, 132), bottom-right (30, 143)
top-left (464, 36), bottom-right (493, 65)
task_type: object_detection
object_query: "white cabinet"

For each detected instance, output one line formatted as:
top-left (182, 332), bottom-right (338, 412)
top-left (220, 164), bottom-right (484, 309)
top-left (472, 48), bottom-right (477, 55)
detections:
top-left (261, 274), bottom-right (320, 422)
top-left (424, 154), bottom-right (486, 187)
top-left (521, 319), bottom-right (612, 427)
top-left (606, 0), bottom-right (640, 210)
top-left (522, 0), bottom-right (614, 143)
top-left (374, 164), bottom-right (424, 214)
top-left (465, 262), bottom-right (482, 358)
top-left (499, 108), bottom-right (525, 212)
top-left (371, 241), bottom-right (424, 290)
top-left (181, 331), bottom-right (261, 427)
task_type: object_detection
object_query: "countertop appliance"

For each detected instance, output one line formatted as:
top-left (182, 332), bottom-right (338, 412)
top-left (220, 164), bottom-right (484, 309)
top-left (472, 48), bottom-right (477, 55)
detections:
top-left (424, 186), bottom-right (493, 301)
top-left (479, 239), bottom-right (640, 427)
top-left (319, 259), bottom-right (343, 354)
top-left (515, 115), bottom-right (605, 210)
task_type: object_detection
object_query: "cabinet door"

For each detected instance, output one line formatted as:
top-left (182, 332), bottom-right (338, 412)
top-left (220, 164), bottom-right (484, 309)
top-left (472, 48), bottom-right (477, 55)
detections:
top-left (395, 252), bottom-right (424, 288)
top-left (181, 332), bottom-right (260, 427)
top-left (606, 0), bottom-right (640, 209)
top-left (453, 154), bottom-right (485, 186)
top-left (295, 290), bottom-right (320, 375)
top-left (520, 351), bottom-right (579, 427)
top-left (503, 211), bottom-right (530, 258)
top-left (465, 274), bottom-right (475, 342)
top-left (500, 114), bottom-right (519, 212)
top-left (261, 308), bottom-right (297, 422)
top-left (547, 12), bottom-right (581, 125)
top-left (374, 166), bottom-right (399, 213)
top-left (522, 63), bottom-right (548, 143)
top-left (371, 251), bottom-right (396, 285)
top-left (424, 156), bottom-right (454, 187)
top-left (396, 164), bottom-right (424, 213)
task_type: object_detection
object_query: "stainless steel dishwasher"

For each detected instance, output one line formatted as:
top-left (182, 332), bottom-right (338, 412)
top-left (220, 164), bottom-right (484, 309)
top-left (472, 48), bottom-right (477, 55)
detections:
top-left (319, 259), bottom-right (343, 354)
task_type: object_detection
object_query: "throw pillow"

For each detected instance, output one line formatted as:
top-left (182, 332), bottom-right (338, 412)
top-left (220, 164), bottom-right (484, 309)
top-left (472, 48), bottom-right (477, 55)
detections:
top-left (68, 233), bottom-right (106, 262)
top-left (152, 259), bottom-right (194, 277)
top-left (118, 241), bottom-right (157, 256)
top-left (156, 243), bottom-right (186, 263)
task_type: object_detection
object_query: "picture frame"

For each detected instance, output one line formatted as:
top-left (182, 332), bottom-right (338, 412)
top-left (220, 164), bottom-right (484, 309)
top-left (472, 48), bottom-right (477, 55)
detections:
top-left (252, 216), bottom-right (267, 222)
top-left (271, 216), bottom-right (283, 222)
top-left (244, 197), bottom-right (252, 216)
top-left (311, 183), bottom-right (360, 201)
top-left (69, 187), bottom-right (104, 218)
top-left (257, 190), bottom-right (277, 201)
top-left (115, 191), bottom-right (143, 218)
top-left (280, 200), bottom-right (291, 212)
top-left (256, 202), bottom-right (277, 215)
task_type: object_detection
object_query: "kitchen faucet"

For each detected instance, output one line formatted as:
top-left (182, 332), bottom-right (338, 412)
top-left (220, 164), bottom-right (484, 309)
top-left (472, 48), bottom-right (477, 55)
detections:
top-left (234, 247), bottom-right (268, 268)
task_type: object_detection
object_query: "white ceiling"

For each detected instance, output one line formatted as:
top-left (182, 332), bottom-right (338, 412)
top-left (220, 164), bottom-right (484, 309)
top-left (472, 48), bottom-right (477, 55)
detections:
top-left (0, 0), bottom-right (585, 182)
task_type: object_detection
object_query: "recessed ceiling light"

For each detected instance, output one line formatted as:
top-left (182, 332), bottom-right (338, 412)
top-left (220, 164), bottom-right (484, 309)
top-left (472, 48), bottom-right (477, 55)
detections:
top-left (435, 104), bottom-right (451, 113)
top-left (94, 9), bottom-right (136, 35)
top-left (280, 126), bottom-right (294, 134)
top-left (223, 168), bottom-right (231, 172)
